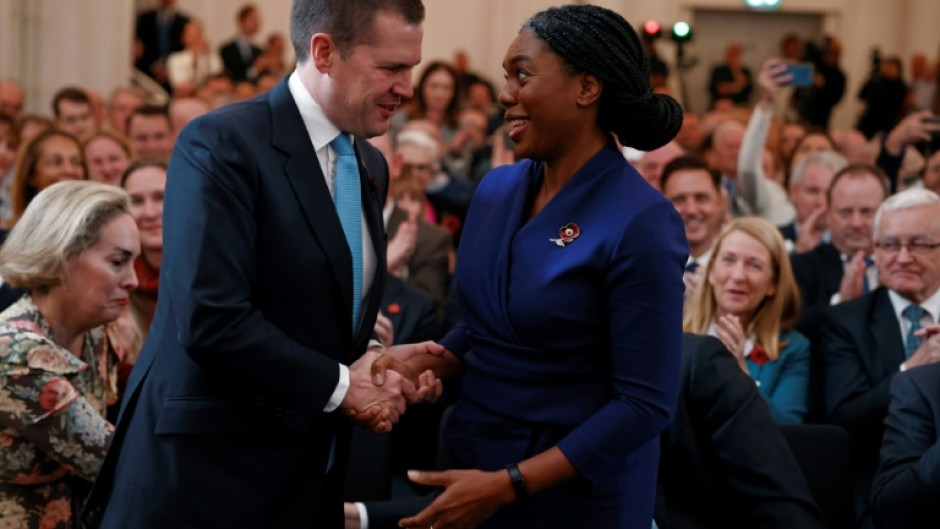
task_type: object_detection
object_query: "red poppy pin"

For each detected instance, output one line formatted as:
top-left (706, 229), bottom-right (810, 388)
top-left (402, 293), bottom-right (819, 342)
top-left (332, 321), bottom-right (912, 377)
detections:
top-left (550, 223), bottom-right (580, 248)
top-left (749, 344), bottom-right (769, 366)
top-left (386, 303), bottom-right (401, 315)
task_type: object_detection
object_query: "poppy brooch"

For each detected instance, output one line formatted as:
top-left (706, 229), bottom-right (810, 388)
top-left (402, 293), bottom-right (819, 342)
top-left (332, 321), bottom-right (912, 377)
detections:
top-left (550, 223), bottom-right (580, 248)
top-left (749, 344), bottom-right (769, 366)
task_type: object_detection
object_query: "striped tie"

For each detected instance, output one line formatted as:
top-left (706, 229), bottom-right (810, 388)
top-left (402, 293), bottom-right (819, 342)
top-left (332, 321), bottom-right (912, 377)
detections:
top-left (330, 134), bottom-right (362, 334)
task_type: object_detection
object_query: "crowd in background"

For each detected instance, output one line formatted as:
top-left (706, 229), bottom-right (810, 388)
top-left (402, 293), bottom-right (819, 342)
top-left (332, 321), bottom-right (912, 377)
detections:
top-left (0, 0), bottom-right (939, 528)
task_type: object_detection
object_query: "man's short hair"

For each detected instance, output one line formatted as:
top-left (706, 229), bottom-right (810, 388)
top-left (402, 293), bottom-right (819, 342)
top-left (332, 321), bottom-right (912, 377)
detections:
top-left (872, 187), bottom-right (940, 241)
top-left (51, 86), bottom-right (91, 117)
top-left (127, 104), bottom-right (171, 132)
top-left (790, 150), bottom-right (847, 188)
top-left (826, 163), bottom-right (890, 205)
top-left (660, 155), bottom-right (721, 193)
top-left (238, 3), bottom-right (257, 22)
top-left (289, 0), bottom-right (425, 63)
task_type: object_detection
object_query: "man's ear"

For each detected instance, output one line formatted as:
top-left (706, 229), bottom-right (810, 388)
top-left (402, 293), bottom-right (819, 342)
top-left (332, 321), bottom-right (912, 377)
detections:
top-left (576, 73), bottom-right (603, 107)
top-left (310, 33), bottom-right (336, 72)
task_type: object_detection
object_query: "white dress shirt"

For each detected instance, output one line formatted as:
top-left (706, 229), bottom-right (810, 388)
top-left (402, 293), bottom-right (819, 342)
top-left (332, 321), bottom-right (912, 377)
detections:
top-left (288, 70), bottom-right (379, 412)
top-left (888, 287), bottom-right (940, 352)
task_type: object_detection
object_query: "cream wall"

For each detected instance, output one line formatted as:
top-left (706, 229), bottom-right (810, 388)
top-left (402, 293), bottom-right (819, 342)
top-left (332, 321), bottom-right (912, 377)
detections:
top-left (0, 0), bottom-right (936, 130)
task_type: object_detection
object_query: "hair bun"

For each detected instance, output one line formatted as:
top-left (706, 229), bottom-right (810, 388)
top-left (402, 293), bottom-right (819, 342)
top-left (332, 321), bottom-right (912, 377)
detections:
top-left (611, 92), bottom-right (684, 152)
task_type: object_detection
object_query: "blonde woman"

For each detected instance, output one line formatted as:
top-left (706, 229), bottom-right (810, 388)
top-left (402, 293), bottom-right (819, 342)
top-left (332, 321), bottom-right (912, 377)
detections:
top-left (685, 217), bottom-right (810, 424)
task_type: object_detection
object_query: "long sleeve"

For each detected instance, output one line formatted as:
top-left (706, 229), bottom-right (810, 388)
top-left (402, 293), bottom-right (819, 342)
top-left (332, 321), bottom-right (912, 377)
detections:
top-left (738, 104), bottom-right (795, 225)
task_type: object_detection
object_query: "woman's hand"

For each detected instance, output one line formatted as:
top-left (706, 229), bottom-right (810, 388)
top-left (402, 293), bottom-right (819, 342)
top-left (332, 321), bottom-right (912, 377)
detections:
top-left (715, 314), bottom-right (748, 374)
top-left (399, 469), bottom-right (516, 529)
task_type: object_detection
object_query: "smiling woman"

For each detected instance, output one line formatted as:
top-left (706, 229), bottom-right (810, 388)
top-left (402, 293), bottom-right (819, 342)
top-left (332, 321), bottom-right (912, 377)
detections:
top-left (0, 180), bottom-right (139, 528)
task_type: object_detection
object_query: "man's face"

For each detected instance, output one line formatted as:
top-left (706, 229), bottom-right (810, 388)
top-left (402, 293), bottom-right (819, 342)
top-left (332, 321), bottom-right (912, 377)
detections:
top-left (636, 143), bottom-right (682, 190)
top-left (56, 100), bottom-right (95, 140)
top-left (875, 204), bottom-right (940, 303)
top-left (827, 173), bottom-right (885, 256)
top-left (128, 115), bottom-right (173, 161)
top-left (108, 91), bottom-right (144, 135)
top-left (316, 11), bottom-right (422, 138)
top-left (790, 163), bottom-right (835, 223)
top-left (713, 126), bottom-right (743, 179)
top-left (397, 143), bottom-right (434, 188)
top-left (0, 82), bottom-right (24, 119)
top-left (663, 168), bottom-right (724, 253)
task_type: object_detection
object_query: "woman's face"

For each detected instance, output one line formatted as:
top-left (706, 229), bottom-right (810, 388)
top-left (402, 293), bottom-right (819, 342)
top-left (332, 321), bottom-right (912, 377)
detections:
top-left (32, 135), bottom-right (84, 191)
top-left (708, 230), bottom-right (777, 322)
top-left (60, 213), bottom-right (140, 330)
top-left (85, 136), bottom-right (131, 186)
top-left (124, 166), bottom-right (166, 253)
top-left (790, 133), bottom-right (833, 171)
top-left (422, 68), bottom-right (456, 114)
top-left (499, 31), bottom-right (584, 162)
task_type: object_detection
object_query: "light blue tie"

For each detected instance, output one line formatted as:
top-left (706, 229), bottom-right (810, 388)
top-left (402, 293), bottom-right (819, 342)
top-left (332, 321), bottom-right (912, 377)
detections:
top-left (331, 134), bottom-right (362, 334)
top-left (902, 304), bottom-right (927, 358)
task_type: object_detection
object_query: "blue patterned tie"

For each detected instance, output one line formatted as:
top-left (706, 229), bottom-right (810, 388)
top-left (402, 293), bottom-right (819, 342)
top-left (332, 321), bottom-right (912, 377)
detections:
top-left (331, 134), bottom-right (362, 334)
top-left (862, 256), bottom-right (875, 293)
top-left (902, 304), bottom-right (927, 358)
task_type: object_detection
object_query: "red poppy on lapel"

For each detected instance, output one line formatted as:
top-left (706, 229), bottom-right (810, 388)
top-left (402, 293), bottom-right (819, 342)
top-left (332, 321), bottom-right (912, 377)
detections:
top-left (749, 344), bottom-right (769, 366)
top-left (386, 302), bottom-right (401, 315)
top-left (550, 223), bottom-right (581, 247)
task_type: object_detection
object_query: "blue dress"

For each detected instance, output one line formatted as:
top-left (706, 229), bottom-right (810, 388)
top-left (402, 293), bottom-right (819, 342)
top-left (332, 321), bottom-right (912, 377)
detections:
top-left (439, 143), bottom-right (688, 528)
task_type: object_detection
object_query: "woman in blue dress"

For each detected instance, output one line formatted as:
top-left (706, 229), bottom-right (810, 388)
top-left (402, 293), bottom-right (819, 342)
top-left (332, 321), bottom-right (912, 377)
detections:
top-left (386, 5), bottom-right (688, 528)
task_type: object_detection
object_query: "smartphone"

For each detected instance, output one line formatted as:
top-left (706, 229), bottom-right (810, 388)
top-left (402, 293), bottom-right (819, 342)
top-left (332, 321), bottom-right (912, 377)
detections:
top-left (785, 62), bottom-right (815, 87)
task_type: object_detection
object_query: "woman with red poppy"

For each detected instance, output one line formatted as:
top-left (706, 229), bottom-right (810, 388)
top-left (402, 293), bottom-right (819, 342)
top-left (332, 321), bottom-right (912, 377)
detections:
top-left (0, 181), bottom-right (139, 527)
top-left (372, 5), bottom-right (688, 529)
top-left (684, 217), bottom-right (810, 425)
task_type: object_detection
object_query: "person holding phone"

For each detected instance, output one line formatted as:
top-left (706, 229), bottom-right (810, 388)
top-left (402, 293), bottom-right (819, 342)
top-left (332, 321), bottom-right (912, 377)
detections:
top-left (794, 36), bottom-right (846, 129)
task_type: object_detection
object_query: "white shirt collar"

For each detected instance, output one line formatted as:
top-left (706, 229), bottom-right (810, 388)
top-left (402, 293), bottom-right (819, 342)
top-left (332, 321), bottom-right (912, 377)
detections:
top-left (287, 70), bottom-right (343, 152)
top-left (888, 287), bottom-right (940, 325)
top-left (688, 246), bottom-right (713, 269)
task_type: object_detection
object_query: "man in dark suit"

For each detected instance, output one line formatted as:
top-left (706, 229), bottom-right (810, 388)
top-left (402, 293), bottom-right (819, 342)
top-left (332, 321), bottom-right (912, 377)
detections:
top-left (791, 164), bottom-right (888, 419)
top-left (386, 203), bottom-right (452, 307)
top-left (134, 0), bottom-right (190, 86)
top-left (871, 361), bottom-right (940, 529)
top-left (86, 2), bottom-right (433, 528)
top-left (822, 187), bottom-right (940, 523)
top-left (219, 4), bottom-right (264, 83)
top-left (778, 151), bottom-right (846, 253)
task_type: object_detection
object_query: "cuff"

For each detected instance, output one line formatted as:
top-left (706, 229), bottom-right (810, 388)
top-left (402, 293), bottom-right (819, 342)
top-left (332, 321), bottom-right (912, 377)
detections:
top-left (356, 502), bottom-right (370, 529)
top-left (324, 364), bottom-right (350, 413)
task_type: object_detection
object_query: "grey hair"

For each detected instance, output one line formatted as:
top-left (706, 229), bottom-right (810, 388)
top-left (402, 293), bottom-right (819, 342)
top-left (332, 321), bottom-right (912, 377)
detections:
top-left (0, 180), bottom-right (130, 291)
top-left (790, 150), bottom-right (847, 189)
top-left (872, 187), bottom-right (940, 241)
top-left (395, 129), bottom-right (439, 161)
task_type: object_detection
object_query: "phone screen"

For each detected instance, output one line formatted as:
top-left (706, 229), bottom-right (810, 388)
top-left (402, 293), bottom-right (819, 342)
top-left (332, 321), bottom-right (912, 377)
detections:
top-left (786, 63), bottom-right (814, 87)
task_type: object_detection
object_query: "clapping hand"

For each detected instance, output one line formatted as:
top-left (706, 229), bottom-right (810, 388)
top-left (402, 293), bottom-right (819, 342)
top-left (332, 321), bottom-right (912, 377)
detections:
top-left (715, 314), bottom-right (748, 374)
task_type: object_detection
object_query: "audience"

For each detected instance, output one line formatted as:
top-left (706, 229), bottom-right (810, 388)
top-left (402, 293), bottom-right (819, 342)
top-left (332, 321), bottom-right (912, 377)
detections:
top-left (822, 187), bottom-right (940, 522)
top-left (134, 0), bottom-right (190, 87)
top-left (106, 87), bottom-right (146, 136)
top-left (634, 141), bottom-right (684, 191)
top-left (708, 42), bottom-right (754, 108)
top-left (126, 105), bottom-right (174, 162)
top-left (0, 78), bottom-right (25, 121)
top-left (166, 20), bottom-right (223, 98)
top-left (781, 151), bottom-right (848, 252)
top-left (83, 129), bottom-right (134, 186)
top-left (0, 181), bottom-right (138, 528)
top-left (685, 217), bottom-right (810, 425)
top-left (52, 86), bottom-right (96, 141)
top-left (0, 113), bottom-right (18, 220)
top-left (5, 129), bottom-right (86, 228)
top-left (219, 4), bottom-right (263, 83)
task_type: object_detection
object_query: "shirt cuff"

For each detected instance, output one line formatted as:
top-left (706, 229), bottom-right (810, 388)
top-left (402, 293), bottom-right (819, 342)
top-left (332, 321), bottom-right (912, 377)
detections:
top-left (830, 292), bottom-right (842, 305)
top-left (356, 502), bottom-right (370, 529)
top-left (324, 364), bottom-right (350, 413)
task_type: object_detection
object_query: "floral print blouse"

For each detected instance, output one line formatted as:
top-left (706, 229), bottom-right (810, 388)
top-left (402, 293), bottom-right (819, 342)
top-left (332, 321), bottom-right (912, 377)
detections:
top-left (0, 296), bottom-right (118, 528)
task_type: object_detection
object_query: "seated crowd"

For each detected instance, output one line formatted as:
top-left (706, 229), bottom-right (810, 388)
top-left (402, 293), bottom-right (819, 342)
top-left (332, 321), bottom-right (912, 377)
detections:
top-left (0, 3), bottom-right (939, 528)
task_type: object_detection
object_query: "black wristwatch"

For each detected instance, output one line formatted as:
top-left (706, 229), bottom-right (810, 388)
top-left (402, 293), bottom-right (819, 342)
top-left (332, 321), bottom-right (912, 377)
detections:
top-left (505, 463), bottom-right (529, 501)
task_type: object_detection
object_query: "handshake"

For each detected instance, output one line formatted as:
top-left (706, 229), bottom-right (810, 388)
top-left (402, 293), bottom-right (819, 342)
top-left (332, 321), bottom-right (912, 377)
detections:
top-left (339, 341), bottom-right (446, 433)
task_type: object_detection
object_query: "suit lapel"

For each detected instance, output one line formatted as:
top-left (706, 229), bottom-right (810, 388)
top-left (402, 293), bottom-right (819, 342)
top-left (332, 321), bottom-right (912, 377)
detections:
top-left (821, 244), bottom-right (844, 297)
top-left (269, 80), bottom-right (354, 331)
top-left (869, 288), bottom-right (905, 376)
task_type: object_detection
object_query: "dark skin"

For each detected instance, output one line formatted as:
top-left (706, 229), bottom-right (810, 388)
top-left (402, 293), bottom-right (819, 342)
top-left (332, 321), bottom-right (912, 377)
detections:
top-left (371, 29), bottom-right (609, 529)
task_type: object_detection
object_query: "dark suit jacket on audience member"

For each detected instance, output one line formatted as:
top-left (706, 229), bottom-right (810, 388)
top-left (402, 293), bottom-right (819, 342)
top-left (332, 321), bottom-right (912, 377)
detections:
top-left (382, 275), bottom-right (440, 346)
top-left (870, 363), bottom-right (940, 529)
top-left (219, 39), bottom-right (263, 82)
top-left (134, 9), bottom-right (190, 75)
top-left (821, 287), bottom-right (904, 517)
top-left (386, 206), bottom-right (452, 307)
top-left (654, 334), bottom-right (825, 529)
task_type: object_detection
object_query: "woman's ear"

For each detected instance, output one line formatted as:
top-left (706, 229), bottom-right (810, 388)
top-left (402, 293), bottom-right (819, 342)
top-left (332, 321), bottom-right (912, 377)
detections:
top-left (576, 73), bottom-right (602, 107)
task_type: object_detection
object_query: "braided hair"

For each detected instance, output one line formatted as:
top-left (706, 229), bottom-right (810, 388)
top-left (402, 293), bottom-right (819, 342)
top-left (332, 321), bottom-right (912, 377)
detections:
top-left (523, 5), bottom-right (683, 151)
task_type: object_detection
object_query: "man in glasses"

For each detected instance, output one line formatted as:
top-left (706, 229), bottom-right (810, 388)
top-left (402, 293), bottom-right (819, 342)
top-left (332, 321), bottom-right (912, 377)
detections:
top-left (822, 186), bottom-right (940, 526)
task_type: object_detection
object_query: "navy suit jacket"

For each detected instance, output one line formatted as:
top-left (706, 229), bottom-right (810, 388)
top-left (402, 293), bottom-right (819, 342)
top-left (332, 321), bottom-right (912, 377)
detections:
top-left (86, 78), bottom-right (389, 529)
top-left (821, 287), bottom-right (905, 512)
top-left (655, 334), bottom-right (824, 529)
top-left (871, 363), bottom-right (940, 529)
top-left (220, 39), bottom-right (263, 82)
top-left (134, 9), bottom-right (189, 74)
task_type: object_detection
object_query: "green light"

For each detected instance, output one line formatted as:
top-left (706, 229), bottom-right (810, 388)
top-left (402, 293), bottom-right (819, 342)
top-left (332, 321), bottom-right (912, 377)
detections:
top-left (673, 21), bottom-right (690, 38)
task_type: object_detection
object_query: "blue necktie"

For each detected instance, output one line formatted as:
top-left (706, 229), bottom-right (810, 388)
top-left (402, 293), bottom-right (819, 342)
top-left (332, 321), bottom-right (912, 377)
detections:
top-left (902, 304), bottom-right (927, 358)
top-left (862, 257), bottom-right (875, 293)
top-left (331, 134), bottom-right (362, 334)
top-left (685, 261), bottom-right (700, 274)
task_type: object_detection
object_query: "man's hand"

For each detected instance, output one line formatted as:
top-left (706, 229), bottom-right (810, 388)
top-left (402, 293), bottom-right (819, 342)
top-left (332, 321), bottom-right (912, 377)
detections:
top-left (837, 250), bottom-right (867, 303)
top-left (794, 206), bottom-right (827, 253)
top-left (884, 110), bottom-right (940, 156)
top-left (903, 324), bottom-right (940, 370)
top-left (373, 311), bottom-right (394, 348)
top-left (341, 350), bottom-right (414, 433)
top-left (373, 342), bottom-right (447, 404)
top-left (343, 502), bottom-right (361, 529)
top-left (757, 59), bottom-right (790, 108)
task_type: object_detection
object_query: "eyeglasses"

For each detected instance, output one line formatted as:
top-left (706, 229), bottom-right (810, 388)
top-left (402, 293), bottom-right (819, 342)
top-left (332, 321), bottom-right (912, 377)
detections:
top-left (875, 239), bottom-right (940, 256)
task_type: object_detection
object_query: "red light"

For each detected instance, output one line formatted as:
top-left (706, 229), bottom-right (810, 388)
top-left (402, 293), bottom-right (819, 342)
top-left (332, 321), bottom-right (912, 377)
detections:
top-left (643, 20), bottom-right (661, 36)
